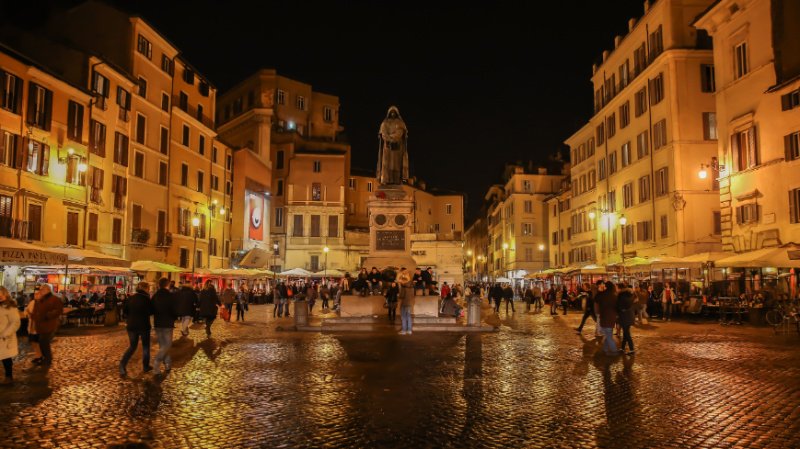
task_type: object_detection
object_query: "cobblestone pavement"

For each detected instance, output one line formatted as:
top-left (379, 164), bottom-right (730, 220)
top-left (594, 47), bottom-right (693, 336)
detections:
top-left (1, 303), bottom-right (799, 449)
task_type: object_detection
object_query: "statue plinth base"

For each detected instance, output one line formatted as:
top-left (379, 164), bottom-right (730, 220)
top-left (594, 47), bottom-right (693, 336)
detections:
top-left (364, 185), bottom-right (414, 271)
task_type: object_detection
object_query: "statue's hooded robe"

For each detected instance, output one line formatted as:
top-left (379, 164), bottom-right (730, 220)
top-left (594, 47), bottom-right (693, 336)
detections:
top-left (377, 106), bottom-right (409, 185)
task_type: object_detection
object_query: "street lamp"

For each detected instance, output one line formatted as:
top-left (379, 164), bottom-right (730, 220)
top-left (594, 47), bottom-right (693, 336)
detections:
top-left (191, 215), bottom-right (200, 285)
top-left (619, 215), bottom-right (627, 277)
top-left (502, 242), bottom-right (509, 281)
top-left (538, 243), bottom-right (546, 272)
top-left (466, 249), bottom-right (473, 280)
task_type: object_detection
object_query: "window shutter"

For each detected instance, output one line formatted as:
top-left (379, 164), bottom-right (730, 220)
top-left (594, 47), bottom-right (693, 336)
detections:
top-left (26, 85), bottom-right (35, 126)
top-left (731, 133), bottom-right (740, 171)
top-left (0, 70), bottom-right (5, 104)
top-left (18, 137), bottom-right (27, 169)
top-left (786, 134), bottom-right (793, 161)
top-left (67, 102), bottom-right (76, 138)
top-left (43, 90), bottom-right (53, 131)
top-left (782, 93), bottom-right (792, 111)
top-left (790, 191), bottom-right (797, 224)
top-left (41, 144), bottom-right (49, 175)
top-left (748, 126), bottom-right (758, 166)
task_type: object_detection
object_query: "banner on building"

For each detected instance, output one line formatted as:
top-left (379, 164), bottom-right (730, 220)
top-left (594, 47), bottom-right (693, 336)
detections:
top-left (248, 194), bottom-right (264, 241)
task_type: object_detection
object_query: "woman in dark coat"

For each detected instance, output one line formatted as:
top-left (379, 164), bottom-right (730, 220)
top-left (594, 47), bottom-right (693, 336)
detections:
top-left (385, 282), bottom-right (399, 323)
top-left (198, 280), bottom-right (221, 337)
top-left (616, 284), bottom-right (636, 354)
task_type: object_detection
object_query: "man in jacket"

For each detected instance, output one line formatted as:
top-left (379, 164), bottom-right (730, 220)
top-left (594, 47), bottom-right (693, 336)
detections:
top-left (397, 267), bottom-right (415, 335)
top-left (368, 267), bottom-right (382, 295)
top-left (502, 284), bottom-right (515, 314)
top-left (490, 284), bottom-right (504, 314)
top-left (151, 278), bottom-right (176, 376)
top-left (198, 280), bottom-right (220, 337)
top-left (30, 284), bottom-right (62, 367)
top-left (221, 283), bottom-right (236, 322)
top-left (120, 281), bottom-right (154, 376)
top-left (174, 282), bottom-right (197, 337)
top-left (576, 282), bottom-right (598, 334)
top-left (595, 281), bottom-right (619, 356)
top-left (412, 268), bottom-right (424, 296)
top-left (423, 267), bottom-right (435, 295)
top-left (661, 282), bottom-right (674, 322)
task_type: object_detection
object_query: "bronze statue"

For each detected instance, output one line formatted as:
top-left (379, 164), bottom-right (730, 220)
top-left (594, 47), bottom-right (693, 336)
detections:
top-left (377, 106), bottom-right (409, 186)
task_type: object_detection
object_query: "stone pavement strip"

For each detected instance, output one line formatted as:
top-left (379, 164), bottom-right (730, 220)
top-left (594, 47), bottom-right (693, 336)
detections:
top-left (0, 304), bottom-right (799, 449)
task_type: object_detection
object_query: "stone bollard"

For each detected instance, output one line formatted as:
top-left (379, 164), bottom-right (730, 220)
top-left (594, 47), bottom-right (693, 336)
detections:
top-left (294, 299), bottom-right (308, 327)
top-left (467, 296), bottom-right (482, 327)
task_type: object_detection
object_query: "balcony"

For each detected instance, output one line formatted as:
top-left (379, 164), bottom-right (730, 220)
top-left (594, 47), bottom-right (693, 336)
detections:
top-left (173, 95), bottom-right (214, 128)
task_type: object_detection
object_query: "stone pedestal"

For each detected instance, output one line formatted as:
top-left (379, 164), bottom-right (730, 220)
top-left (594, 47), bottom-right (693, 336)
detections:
top-left (294, 300), bottom-right (308, 327)
top-left (362, 186), bottom-right (416, 270)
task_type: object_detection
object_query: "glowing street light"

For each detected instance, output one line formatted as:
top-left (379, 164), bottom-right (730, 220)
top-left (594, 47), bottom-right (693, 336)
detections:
top-left (77, 162), bottom-right (88, 173)
top-left (191, 215), bottom-right (201, 284)
top-left (323, 246), bottom-right (330, 282)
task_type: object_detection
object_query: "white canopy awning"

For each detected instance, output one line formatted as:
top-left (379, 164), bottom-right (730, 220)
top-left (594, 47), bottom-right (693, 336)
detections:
top-left (715, 245), bottom-right (800, 268)
top-left (279, 267), bottom-right (315, 277)
top-left (130, 260), bottom-right (186, 273)
top-left (0, 237), bottom-right (67, 266)
top-left (51, 246), bottom-right (130, 268)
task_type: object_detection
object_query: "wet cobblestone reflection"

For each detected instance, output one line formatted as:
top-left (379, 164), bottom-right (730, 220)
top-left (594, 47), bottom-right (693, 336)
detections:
top-left (1, 305), bottom-right (799, 448)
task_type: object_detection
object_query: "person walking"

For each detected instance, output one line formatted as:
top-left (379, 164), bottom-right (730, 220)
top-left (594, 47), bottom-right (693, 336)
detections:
top-left (633, 285), bottom-right (649, 325)
top-left (617, 283), bottom-right (636, 355)
top-left (560, 286), bottom-right (569, 315)
top-left (235, 285), bottom-right (248, 322)
top-left (221, 283), bottom-right (236, 323)
top-left (398, 267), bottom-right (415, 334)
top-left (30, 284), bottom-right (62, 367)
top-left (151, 278), bottom-right (176, 376)
top-left (385, 281), bottom-right (399, 323)
top-left (273, 282), bottom-right (282, 318)
top-left (0, 287), bottom-right (21, 384)
top-left (279, 282), bottom-right (290, 317)
top-left (198, 281), bottom-right (220, 338)
top-left (551, 286), bottom-right (561, 315)
top-left (306, 283), bottom-right (318, 315)
top-left (175, 282), bottom-right (197, 337)
top-left (576, 281), bottom-right (599, 334)
top-left (523, 286), bottom-right (534, 312)
top-left (23, 293), bottom-right (42, 365)
top-left (502, 284), bottom-right (515, 314)
top-left (661, 283), bottom-right (674, 322)
top-left (532, 283), bottom-right (543, 311)
top-left (596, 281), bottom-right (619, 356)
top-left (490, 284), bottom-right (503, 314)
top-left (120, 281), bottom-right (154, 377)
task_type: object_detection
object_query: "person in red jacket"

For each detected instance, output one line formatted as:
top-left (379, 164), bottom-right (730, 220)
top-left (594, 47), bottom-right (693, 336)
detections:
top-left (440, 282), bottom-right (451, 299)
top-left (30, 284), bottom-right (63, 367)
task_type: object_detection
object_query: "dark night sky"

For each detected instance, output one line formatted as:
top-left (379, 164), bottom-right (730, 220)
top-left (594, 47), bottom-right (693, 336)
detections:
top-left (6, 0), bottom-right (649, 223)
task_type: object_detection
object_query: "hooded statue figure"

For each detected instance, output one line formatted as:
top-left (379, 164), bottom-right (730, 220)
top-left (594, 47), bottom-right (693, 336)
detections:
top-left (377, 106), bottom-right (409, 186)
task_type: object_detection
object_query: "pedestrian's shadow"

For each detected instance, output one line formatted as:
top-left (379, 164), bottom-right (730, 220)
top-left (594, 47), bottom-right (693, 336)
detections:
top-left (572, 332), bottom-right (601, 376)
top-left (197, 337), bottom-right (228, 362)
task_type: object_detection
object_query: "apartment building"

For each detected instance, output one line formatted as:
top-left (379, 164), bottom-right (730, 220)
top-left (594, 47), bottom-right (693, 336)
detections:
top-left (695, 0), bottom-right (800, 253)
top-left (545, 177), bottom-right (573, 268)
top-left (566, 0), bottom-right (722, 267)
top-left (217, 69), bottom-right (348, 272)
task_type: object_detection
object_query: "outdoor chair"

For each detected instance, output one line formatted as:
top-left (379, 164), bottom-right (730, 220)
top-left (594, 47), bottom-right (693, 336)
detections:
top-left (687, 297), bottom-right (704, 323)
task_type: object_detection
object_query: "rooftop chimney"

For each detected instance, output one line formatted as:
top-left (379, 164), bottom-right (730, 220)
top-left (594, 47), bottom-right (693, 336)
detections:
top-left (644, 0), bottom-right (650, 13)
top-left (628, 18), bottom-right (637, 32)
top-left (602, 50), bottom-right (609, 62)
top-left (614, 36), bottom-right (622, 48)
top-left (538, 167), bottom-right (547, 175)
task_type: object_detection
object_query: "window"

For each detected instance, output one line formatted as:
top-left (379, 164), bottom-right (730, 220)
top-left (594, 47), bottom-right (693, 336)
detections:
top-left (0, 131), bottom-right (20, 168)
top-left (785, 132), bottom-right (800, 161)
top-left (276, 179), bottom-right (284, 196)
top-left (622, 224), bottom-right (634, 245)
top-left (522, 223), bottom-right (533, 236)
top-left (713, 211), bottom-right (722, 234)
top-left (132, 204), bottom-right (142, 230)
top-left (606, 113), bottom-right (616, 139)
top-left (648, 26), bottom-right (663, 61)
top-left (275, 207), bottom-right (284, 227)
top-left (367, 182), bottom-right (373, 193)
top-left (313, 160), bottom-right (321, 172)
top-left (133, 152), bottom-right (144, 178)
top-left (328, 215), bottom-right (339, 237)
top-left (277, 89), bottom-right (285, 105)
top-left (619, 60), bottom-right (630, 89)
top-left (197, 214), bottom-right (206, 238)
top-left (608, 151), bottom-right (618, 175)
top-left (781, 89), bottom-right (800, 111)
top-left (0, 71), bottom-right (22, 113)
top-left (636, 131), bottom-right (649, 159)
top-left (636, 220), bottom-right (653, 241)
top-left (197, 171), bottom-right (204, 193)
top-left (296, 95), bottom-right (305, 110)
top-left (634, 87), bottom-right (648, 117)
top-left (735, 203), bottom-right (759, 224)
top-left (638, 175), bottom-right (651, 202)
top-left (160, 127), bottom-right (168, 154)
top-left (621, 142), bottom-right (632, 167)
top-left (226, 153), bottom-right (232, 171)
top-left (701, 65), bottom-right (716, 93)
top-left (598, 158), bottom-right (607, 180)
top-left (181, 163), bottom-right (188, 186)
top-left (182, 124), bottom-right (190, 146)
top-left (209, 238), bottom-right (217, 257)
top-left (309, 215), bottom-right (321, 237)
top-left (196, 104), bottom-right (204, 123)
top-left (211, 147), bottom-right (218, 164)
top-left (89, 120), bottom-right (106, 156)
top-left (323, 106), bottom-right (333, 122)
top-left (91, 71), bottom-right (109, 108)
top-left (156, 210), bottom-right (166, 245)
top-left (589, 170), bottom-right (596, 190)
top-left (137, 77), bottom-right (147, 98)
top-left (112, 217), bottom-right (122, 244)
top-left (67, 101), bottom-right (84, 141)
top-left (161, 55), bottom-right (173, 74)
top-left (734, 42), bottom-right (749, 80)
top-left (348, 178), bottom-right (356, 189)
top-left (655, 167), bottom-right (669, 196)
top-left (522, 180), bottom-right (531, 192)
top-left (276, 150), bottom-right (284, 170)
top-left (524, 200), bottom-right (532, 213)
top-left (619, 102), bottom-right (630, 129)
top-left (703, 113), bottom-right (718, 140)
top-left (27, 204), bottom-right (42, 241)
top-left (26, 83), bottom-right (52, 130)
top-left (199, 82), bottom-right (209, 98)
top-left (311, 182), bottom-right (322, 201)
top-left (137, 34), bottom-right (152, 59)
top-left (649, 73), bottom-right (664, 105)
top-left (587, 138), bottom-right (595, 156)
top-left (136, 113), bottom-right (146, 144)
top-left (293, 215), bottom-right (303, 237)
top-left (89, 167), bottom-right (104, 203)
top-left (211, 174), bottom-right (219, 191)
top-left (446, 204), bottom-right (453, 215)
top-left (112, 175), bottom-right (127, 209)
top-left (88, 213), bottom-right (98, 242)
top-left (66, 155), bottom-right (86, 186)
top-left (608, 190), bottom-right (617, 212)
top-left (199, 135), bottom-right (205, 155)
top-left (159, 161), bottom-right (167, 186)
top-left (178, 92), bottom-right (188, 112)
top-left (634, 43), bottom-right (647, 76)
top-left (116, 87), bottom-right (131, 122)
top-left (161, 92), bottom-right (170, 111)
top-left (653, 120), bottom-right (667, 150)
top-left (732, 126), bottom-right (759, 171)
top-left (660, 214), bottom-right (668, 238)
top-left (226, 181), bottom-right (232, 195)
top-left (24, 139), bottom-right (50, 175)
top-left (113, 132), bottom-right (129, 166)
top-left (177, 208), bottom-right (190, 236)
top-left (623, 183), bottom-right (634, 208)
top-left (183, 67), bottom-right (195, 85)
top-left (179, 248), bottom-right (189, 268)
top-left (596, 123), bottom-right (605, 145)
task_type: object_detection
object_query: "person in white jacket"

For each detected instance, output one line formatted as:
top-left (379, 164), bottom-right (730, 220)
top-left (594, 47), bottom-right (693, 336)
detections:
top-left (0, 286), bottom-right (21, 384)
